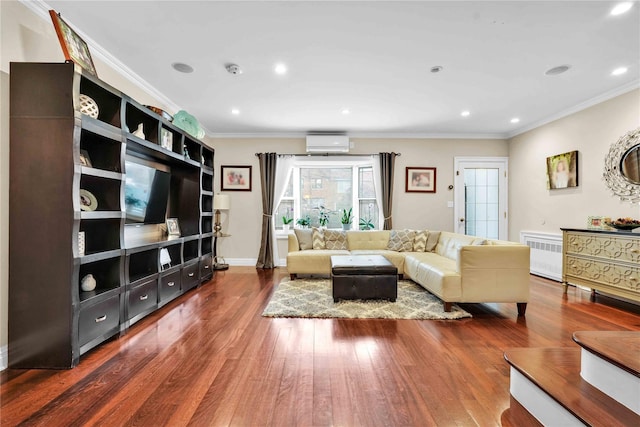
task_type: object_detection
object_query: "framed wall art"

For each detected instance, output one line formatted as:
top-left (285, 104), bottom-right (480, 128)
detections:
top-left (547, 150), bottom-right (578, 189)
top-left (406, 167), bottom-right (436, 193)
top-left (221, 165), bottom-right (252, 191)
top-left (49, 10), bottom-right (97, 76)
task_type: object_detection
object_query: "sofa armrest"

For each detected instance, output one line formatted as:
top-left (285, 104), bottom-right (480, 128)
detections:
top-left (457, 245), bottom-right (530, 272)
top-left (288, 234), bottom-right (300, 252)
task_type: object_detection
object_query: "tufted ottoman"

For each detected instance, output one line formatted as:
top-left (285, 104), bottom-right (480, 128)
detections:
top-left (330, 255), bottom-right (398, 302)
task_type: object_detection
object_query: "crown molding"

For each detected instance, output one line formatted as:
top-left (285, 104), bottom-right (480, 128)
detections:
top-left (20, 0), bottom-right (184, 126)
top-left (206, 131), bottom-right (508, 140)
top-left (507, 79), bottom-right (640, 139)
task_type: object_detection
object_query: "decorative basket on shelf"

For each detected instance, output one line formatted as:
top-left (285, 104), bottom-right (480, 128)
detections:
top-left (605, 218), bottom-right (640, 231)
top-left (79, 94), bottom-right (99, 118)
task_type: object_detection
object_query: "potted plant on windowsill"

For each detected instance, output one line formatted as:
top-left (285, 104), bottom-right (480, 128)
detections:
top-left (341, 208), bottom-right (353, 231)
top-left (318, 205), bottom-right (331, 229)
top-left (282, 208), bottom-right (293, 231)
top-left (296, 215), bottom-right (311, 229)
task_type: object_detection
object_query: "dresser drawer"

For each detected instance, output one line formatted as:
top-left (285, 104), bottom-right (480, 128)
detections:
top-left (565, 255), bottom-right (640, 291)
top-left (565, 232), bottom-right (640, 263)
top-left (200, 256), bottom-right (212, 280)
top-left (159, 270), bottom-right (181, 301)
top-left (79, 295), bottom-right (120, 347)
top-left (182, 262), bottom-right (200, 291)
top-left (128, 278), bottom-right (158, 320)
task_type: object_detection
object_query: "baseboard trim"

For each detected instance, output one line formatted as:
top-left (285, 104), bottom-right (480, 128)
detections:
top-left (225, 258), bottom-right (258, 267)
top-left (1, 344), bottom-right (7, 371)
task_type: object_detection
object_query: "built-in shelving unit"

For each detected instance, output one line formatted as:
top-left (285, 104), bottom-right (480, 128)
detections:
top-left (9, 62), bottom-right (215, 368)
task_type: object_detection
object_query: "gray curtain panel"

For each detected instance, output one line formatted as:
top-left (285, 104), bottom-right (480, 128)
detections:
top-left (380, 152), bottom-right (398, 230)
top-left (256, 152), bottom-right (277, 268)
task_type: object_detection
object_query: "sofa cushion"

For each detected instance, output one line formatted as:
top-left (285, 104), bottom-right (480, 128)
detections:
top-left (294, 228), bottom-right (313, 250)
top-left (413, 230), bottom-right (428, 251)
top-left (425, 231), bottom-right (440, 252)
top-left (387, 229), bottom-right (416, 252)
top-left (324, 230), bottom-right (348, 250)
top-left (312, 227), bottom-right (326, 249)
top-left (435, 231), bottom-right (484, 260)
top-left (346, 230), bottom-right (391, 250)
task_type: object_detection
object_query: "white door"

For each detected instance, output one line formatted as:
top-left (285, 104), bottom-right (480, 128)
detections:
top-left (454, 157), bottom-right (508, 240)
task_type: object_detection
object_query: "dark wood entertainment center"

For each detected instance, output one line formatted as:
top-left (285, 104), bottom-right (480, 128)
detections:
top-left (9, 62), bottom-right (215, 368)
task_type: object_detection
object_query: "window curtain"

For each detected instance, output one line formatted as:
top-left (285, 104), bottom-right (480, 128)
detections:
top-left (378, 152), bottom-right (398, 230)
top-left (256, 153), bottom-right (277, 268)
top-left (271, 155), bottom-right (295, 266)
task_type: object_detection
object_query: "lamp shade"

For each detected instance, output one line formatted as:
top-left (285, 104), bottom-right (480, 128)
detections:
top-left (213, 194), bottom-right (230, 210)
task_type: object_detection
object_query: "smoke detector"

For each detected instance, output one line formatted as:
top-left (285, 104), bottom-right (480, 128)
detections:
top-left (226, 64), bottom-right (243, 75)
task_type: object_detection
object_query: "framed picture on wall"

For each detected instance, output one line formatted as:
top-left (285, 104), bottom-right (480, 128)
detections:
top-left (221, 165), bottom-right (252, 191)
top-left (547, 150), bottom-right (578, 189)
top-left (406, 167), bottom-right (436, 193)
top-left (49, 10), bottom-right (98, 76)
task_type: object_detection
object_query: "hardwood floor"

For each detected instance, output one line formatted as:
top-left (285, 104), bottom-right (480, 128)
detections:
top-left (2, 268), bottom-right (639, 426)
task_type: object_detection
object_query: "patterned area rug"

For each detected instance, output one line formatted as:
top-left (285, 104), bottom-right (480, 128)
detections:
top-left (262, 278), bottom-right (472, 320)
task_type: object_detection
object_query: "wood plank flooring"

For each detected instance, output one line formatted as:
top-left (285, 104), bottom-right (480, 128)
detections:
top-left (2, 268), bottom-right (640, 426)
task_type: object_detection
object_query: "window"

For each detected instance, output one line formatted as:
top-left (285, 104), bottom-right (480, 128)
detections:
top-left (276, 158), bottom-right (379, 231)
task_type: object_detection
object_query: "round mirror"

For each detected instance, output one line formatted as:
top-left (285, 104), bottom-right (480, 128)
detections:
top-left (603, 128), bottom-right (640, 204)
top-left (621, 144), bottom-right (640, 184)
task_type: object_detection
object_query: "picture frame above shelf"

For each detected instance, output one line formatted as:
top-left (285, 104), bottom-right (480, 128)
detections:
top-left (49, 10), bottom-right (97, 76)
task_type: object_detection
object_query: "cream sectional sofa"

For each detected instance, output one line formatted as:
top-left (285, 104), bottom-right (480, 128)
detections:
top-left (287, 229), bottom-right (530, 315)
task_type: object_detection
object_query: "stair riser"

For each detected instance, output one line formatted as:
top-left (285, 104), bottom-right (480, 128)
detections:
top-left (581, 349), bottom-right (640, 415)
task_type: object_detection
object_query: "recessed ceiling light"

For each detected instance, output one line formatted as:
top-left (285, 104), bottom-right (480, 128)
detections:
top-left (611, 2), bottom-right (633, 16)
top-left (341, 108), bottom-right (350, 115)
top-left (510, 118), bottom-right (520, 124)
top-left (545, 65), bottom-right (571, 76)
top-left (611, 66), bottom-right (628, 76)
top-left (231, 108), bottom-right (240, 115)
top-left (430, 65), bottom-right (443, 73)
top-left (461, 110), bottom-right (470, 117)
top-left (171, 62), bottom-right (194, 73)
top-left (274, 63), bottom-right (287, 75)
top-left (226, 64), bottom-right (243, 75)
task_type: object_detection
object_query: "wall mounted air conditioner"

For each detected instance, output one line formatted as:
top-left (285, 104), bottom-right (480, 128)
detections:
top-left (306, 135), bottom-right (350, 153)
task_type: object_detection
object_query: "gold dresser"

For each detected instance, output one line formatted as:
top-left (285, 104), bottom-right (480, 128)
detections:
top-left (562, 228), bottom-right (640, 303)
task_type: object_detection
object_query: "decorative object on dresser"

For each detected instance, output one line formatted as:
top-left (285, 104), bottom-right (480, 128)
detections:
top-left (603, 127), bottom-right (640, 204)
top-left (561, 228), bottom-right (640, 304)
top-left (605, 217), bottom-right (640, 231)
top-left (405, 167), bottom-right (436, 193)
top-left (587, 216), bottom-right (611, 230)
top-left (221, 165), bottom-right (252, 191)
top-left (546, 150), bottom-right (578, 189)
top-left (166, 218), bottom-right (181, 237)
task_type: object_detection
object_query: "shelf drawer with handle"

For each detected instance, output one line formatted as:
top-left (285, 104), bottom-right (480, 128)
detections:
top-left (127, 278), bottom-right (158, 320)
top-left (159, 270), bottom-right (181, 302)
top-left (79, 295), bottom-right (120, 348)
top-left (181, 262), bottom-right (200, 292)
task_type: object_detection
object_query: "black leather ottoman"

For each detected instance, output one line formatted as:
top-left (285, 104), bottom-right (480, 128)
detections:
top-left (331, 255), bottom-right (398, 302)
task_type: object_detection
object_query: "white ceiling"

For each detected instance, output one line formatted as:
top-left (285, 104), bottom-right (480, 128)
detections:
top-left (42, 1), bottom-right (640, 138)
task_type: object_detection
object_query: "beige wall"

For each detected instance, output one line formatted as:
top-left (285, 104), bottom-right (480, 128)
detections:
top-left (508, 89), bottom-right (640, 238)
top-left (209, 137), bottom-right (508, 264)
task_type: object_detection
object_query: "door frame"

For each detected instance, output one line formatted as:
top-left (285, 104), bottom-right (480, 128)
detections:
top-left (453, 157), bottom-right (509, 240)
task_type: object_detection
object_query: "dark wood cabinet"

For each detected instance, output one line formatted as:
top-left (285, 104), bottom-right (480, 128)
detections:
top-left (9, 62), bottom-right (215, 368)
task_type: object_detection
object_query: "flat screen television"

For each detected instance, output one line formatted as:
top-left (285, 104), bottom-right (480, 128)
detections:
top-left (124, 158), bottom-right (171, 224)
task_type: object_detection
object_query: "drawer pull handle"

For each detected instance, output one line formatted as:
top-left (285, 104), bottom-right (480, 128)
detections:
top-left (188, 273), bottom-right (195, 277)
top-left (167, 281), bottom-right (175, 287)
top-left (204, 265), bottom-right (210, 269)
top-left (95, 315), bottom-right (107, 323)
top-left (631, 277), bottom-right (638, 282)
top-left (139, 294), bottom-right (148, 301)
top-left (632, 249), bottom-right (639, 254)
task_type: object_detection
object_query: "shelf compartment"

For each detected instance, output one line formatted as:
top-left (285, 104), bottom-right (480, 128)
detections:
top-left (183, 136), bottom-right (202, 164)
top-left (201, 194), bottom-right (213, 212)
top-left (183, 239), bottom-right (199, 262)
top-left (202, 147), bottom-right (214, 169)
top-left (79, 256), bottom-right (123, 302)
top-left (79, 76), bottom-right (122, 128)
top-left (159, 125), bottom-right (183, 156)
top-left (125, 102), bottom-right (159, 145)
top-left (79, 174), bottom-right (122, 212)
top-left (200, 237), bottom-right (212, 256)
top-left (79, 219), bottom-right (122, 255)
top-left (78, 127), bottom-right (123, 173)
top-left (201, 171), bottom-right (213, 192)
top-left (201, 217), bottom-right (213, 234)
top-left (160, 242), bottom-right (182, 269)
top-left (127, 248), bottom-right (159, 283)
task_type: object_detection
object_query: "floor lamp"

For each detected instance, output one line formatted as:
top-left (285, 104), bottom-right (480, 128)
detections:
top-left (213, 194), bottom-right (230, 270)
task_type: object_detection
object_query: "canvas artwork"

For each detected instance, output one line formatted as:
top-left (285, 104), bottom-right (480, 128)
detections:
top-left (547, 151), bottom-right (578, 189)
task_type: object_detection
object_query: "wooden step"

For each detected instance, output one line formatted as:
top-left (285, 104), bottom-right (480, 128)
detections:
top-left (504, 347), bottom-right (640, 426)
top-left (573, 331), bottom-right (640, 415)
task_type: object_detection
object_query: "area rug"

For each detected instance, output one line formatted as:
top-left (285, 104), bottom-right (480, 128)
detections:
top-left (262, 278), bottom-right (471, 320)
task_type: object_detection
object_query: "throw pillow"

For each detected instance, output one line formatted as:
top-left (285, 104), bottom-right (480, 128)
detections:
top-left (294, 228), bottom-right (313, 250)
top-left (387, 229), bottom-right (416, 252)
top-left (413, 229), bottom-right (429, 251)
top-left (425, 231), bottom-right (440, 252)
top-left (312, 227), bottom-right (326, 250)
top-left (324, 230), bottom-right (348, 250)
